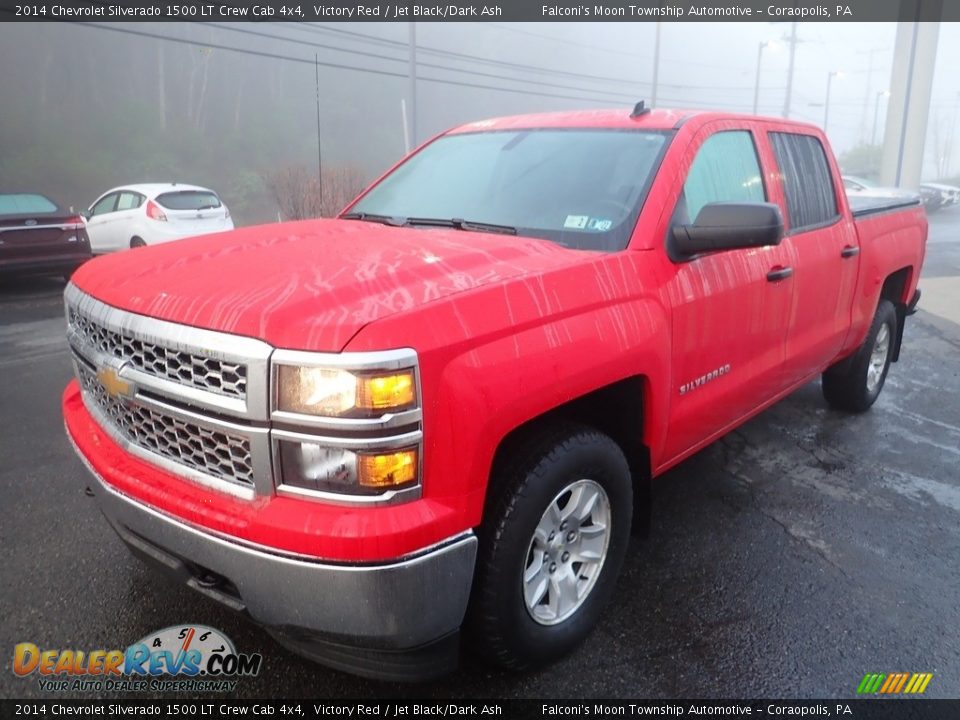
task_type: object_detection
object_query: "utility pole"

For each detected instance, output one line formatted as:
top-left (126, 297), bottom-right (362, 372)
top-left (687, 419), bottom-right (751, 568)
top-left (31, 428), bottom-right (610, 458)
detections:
top-left (651, 22), bottom-right (661, 107)
top-left (753, 41), bottom-right (775, 116)
top-left (872, 90), bottom-right (890, 146)
top-left (314, 54), bottom-right (323, 215)
top-left (408, 22), bottom-right (417, 149)
top-left (857, 47), bottom-right (888, 144)
top-left (782, 22), bottom-right (798, 118)
top-left (824, 70), bottom-right (843, 136)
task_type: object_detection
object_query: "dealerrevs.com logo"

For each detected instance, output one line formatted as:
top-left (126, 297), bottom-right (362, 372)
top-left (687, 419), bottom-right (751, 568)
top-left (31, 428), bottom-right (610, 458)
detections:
top-left (13, 625), bottom-right (262, 693)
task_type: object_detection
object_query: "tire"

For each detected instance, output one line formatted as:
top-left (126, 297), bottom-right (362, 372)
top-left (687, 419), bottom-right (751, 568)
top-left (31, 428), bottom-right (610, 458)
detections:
top-left (467, 423), bottom-right (632, 670)
top-left (822, 299), bottom-right (897, 413)
top-left (130, 237), bottom-right (146, 249)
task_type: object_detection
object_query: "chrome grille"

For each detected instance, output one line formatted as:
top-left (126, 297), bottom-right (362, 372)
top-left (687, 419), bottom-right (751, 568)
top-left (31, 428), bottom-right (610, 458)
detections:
top-left (75, 360), bottom-right (254, 487)
top-left (68, 307), bottom-right (247, 399)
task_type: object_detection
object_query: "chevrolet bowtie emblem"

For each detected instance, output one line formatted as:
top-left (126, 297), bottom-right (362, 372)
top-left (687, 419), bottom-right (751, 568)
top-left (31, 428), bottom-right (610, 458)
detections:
top-left (97, 365), bottom-right (134, 400)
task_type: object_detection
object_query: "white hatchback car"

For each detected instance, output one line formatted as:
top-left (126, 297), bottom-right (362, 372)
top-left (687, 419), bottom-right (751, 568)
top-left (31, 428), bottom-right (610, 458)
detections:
top-left (85, 183), bottom-right (233, 254)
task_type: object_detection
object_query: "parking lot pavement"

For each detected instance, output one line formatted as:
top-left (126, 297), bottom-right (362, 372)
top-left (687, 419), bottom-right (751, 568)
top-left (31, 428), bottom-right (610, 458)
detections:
top-left (2, 212), bottom-right (959, 700)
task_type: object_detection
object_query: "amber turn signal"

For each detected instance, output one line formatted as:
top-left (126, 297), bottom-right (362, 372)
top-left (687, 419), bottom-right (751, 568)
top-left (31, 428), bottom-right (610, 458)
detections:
top-left (357, 448), bottom-right (418, 488)
top-left (356, 371), bottom-right (416, 412)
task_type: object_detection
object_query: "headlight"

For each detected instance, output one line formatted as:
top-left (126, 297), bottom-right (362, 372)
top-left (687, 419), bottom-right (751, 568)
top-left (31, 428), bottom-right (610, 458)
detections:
top-left (270, 349), bottom-right (423, 503)
top-left (277, 440), bottom-right (419, 495)
top-left (276, 365), bottom-right (416, 417)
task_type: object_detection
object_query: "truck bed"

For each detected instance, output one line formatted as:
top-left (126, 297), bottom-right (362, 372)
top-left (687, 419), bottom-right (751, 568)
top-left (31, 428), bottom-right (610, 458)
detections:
top-left (848, 195), bottom-right (922, 217)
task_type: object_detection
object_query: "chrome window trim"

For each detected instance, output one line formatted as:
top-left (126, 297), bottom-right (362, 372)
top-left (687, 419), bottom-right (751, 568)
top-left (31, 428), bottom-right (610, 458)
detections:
top-left (65, 283), bottom-right (273, 421)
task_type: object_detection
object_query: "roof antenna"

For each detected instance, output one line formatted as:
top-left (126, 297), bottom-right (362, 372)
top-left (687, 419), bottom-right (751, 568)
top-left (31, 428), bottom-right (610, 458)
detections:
top-left (631, 101), bottom-right (651, 118)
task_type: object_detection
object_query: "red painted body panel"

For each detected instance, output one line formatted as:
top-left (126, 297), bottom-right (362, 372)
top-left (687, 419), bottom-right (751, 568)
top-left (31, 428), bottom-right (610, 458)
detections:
top-left (64, 108), bottom-right (927, 563)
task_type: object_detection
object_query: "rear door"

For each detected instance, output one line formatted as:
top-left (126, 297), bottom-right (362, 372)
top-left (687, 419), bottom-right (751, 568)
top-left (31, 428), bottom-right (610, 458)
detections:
top-left (768, 131), bottom-right (859, 383)
top-left (86, 192), bottom-right (121, 253)
top-left (661, 124), bottom-right (795, 462)
top-left (112, 191), bottom-right (146, 247)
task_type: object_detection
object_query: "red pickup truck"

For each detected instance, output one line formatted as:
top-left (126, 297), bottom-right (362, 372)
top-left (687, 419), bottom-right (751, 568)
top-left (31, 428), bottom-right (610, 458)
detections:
top-left (63, 108), bottom-right (926, 680)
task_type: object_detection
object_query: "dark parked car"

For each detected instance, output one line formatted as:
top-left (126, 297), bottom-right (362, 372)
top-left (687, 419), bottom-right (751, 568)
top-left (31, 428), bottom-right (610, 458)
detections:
top-left (0, 193), bottom-right (91, 280)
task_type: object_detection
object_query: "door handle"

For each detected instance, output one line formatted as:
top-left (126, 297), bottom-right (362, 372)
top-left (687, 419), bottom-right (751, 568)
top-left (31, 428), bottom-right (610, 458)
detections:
top-left (766, 266), bottom-right (794, 282)
top-left (841, 245), bottom-right (860, 258)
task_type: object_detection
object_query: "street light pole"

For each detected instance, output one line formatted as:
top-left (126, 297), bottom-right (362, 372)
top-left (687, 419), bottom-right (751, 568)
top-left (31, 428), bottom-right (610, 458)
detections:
top-left (871, 90), bottom-right (890, 146)
top-left (651, 22), bottom-right (661, 107)
top-left (408, 22), bottom-right (417, 149)
top-left (752, 41), bottom-right (773, 115)
top-left (824, 70), bottom-right (842, 136)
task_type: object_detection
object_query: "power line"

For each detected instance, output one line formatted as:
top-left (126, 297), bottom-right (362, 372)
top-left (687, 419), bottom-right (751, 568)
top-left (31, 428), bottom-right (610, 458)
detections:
top-left (285, 22), bottom-right (648, 88)
top-left (486, 22), bottom-right (762, 72)
top-left (74, 23), bottom-right (631, 107)
top-left (284, 21), bottom-right (769, 93)
top-left (207, 22), bottom-right (644, 100)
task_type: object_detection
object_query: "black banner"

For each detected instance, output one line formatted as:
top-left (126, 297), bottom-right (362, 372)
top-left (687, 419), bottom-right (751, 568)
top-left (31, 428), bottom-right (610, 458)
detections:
top-left (4, 701), bottom-right (960, 720)
top-left (0, 0), bottom-right (955, 22)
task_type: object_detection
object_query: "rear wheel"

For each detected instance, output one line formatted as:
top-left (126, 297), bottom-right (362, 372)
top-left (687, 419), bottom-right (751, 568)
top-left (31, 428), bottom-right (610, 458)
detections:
top-left (467, 424), bottom-right (632, 670)
top-left (822, 299), bottom-right (897, 412)
top-left (130, 237), bottom-right (146, 249)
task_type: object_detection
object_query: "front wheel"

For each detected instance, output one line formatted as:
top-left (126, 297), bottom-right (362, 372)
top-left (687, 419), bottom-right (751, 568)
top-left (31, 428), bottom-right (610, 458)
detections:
top-left (467, 425), bottom-right (632, 670)
top-left (822, 299), bottom-right (898, 412)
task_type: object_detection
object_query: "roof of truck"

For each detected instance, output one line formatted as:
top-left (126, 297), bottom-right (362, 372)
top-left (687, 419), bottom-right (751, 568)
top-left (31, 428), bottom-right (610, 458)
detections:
top-left (447, 108), bottom-right (820, 134)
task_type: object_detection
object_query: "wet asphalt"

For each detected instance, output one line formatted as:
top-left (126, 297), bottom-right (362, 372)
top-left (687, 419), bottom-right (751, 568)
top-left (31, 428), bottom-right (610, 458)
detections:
top-left (1, 212), bottom-right (958, 700)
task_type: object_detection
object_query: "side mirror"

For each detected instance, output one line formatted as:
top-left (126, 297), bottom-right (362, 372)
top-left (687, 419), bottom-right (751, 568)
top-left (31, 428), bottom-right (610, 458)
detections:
top-left (670, 202), bottom-right (784, 260)
top-left (81, 210), bottom-right (91, 220)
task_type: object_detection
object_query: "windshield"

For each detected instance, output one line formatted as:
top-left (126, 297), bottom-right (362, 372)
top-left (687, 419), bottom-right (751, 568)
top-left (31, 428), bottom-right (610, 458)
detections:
top-left (347, 129), bottom-right (671, 252)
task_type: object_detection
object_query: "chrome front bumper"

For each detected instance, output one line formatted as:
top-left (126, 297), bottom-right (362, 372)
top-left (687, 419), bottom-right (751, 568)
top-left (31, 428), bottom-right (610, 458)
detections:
top-left (79, 458), bottom-right (477, 679)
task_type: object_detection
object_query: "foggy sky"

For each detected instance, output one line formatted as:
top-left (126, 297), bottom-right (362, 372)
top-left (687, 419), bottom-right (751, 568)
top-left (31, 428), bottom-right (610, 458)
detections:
top-left (1, 20), bottom-right (957, 222)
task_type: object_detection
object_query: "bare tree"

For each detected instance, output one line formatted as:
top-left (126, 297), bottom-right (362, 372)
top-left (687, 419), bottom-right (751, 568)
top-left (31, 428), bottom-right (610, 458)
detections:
top-left (263, 165), bottom-right (368, 221)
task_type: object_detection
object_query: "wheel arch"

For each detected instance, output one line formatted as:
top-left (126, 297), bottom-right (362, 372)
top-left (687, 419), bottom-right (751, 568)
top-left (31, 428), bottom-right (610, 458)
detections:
top-left (486, 376), bottom-right (652, 537)
top-left (880, 266), bottom-right (913, 362)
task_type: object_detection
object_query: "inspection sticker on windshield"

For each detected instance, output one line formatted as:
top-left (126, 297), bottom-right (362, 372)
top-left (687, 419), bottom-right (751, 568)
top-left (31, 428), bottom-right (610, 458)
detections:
top-left (588, 218), bottom-right (613, 231)
top-left (563, 215), bottom-right (589, 229)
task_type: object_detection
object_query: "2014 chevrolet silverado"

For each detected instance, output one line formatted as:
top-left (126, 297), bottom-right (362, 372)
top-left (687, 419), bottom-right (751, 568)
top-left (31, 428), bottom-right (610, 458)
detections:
top-left (63, 107), bottom-right (926, 680)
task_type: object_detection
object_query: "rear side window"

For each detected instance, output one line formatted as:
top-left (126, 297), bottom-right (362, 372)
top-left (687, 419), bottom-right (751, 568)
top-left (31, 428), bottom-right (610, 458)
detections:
top-left (678, 131), bottom-right (765, 224)
top-left (0, 193), bottom-right (58, 215)
top-left (770, 133), bottom-right (839, 232)
top-left (156, 190), bottom-right (221, 211)
top-left (117, 192), bottom-right (144, 211)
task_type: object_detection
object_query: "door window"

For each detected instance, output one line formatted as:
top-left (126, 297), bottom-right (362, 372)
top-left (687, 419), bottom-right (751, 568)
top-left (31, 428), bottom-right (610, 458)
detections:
top-left (90, 193), bottom-right (119, 217)
top-left (678, 131), bottom-right (766, 225)
top-left (770, 133), bottom-right (839, 232)
top-left (117, 192), bottom-right (144, 211)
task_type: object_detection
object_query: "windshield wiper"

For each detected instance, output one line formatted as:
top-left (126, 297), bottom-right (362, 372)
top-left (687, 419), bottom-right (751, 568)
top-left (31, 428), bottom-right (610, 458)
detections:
top-left (403, 217), bottom-right (517, 235)
top-left (340, 212), bottom-right (404, 226)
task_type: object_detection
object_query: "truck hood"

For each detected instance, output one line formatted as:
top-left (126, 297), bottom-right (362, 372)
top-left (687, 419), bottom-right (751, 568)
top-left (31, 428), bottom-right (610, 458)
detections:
top-left (70, 218), bottom-right (588, 351)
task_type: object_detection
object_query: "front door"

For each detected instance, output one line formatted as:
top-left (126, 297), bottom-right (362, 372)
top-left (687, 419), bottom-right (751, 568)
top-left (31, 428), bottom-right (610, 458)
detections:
top-left (661, 126), bottom-right (795, 462)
